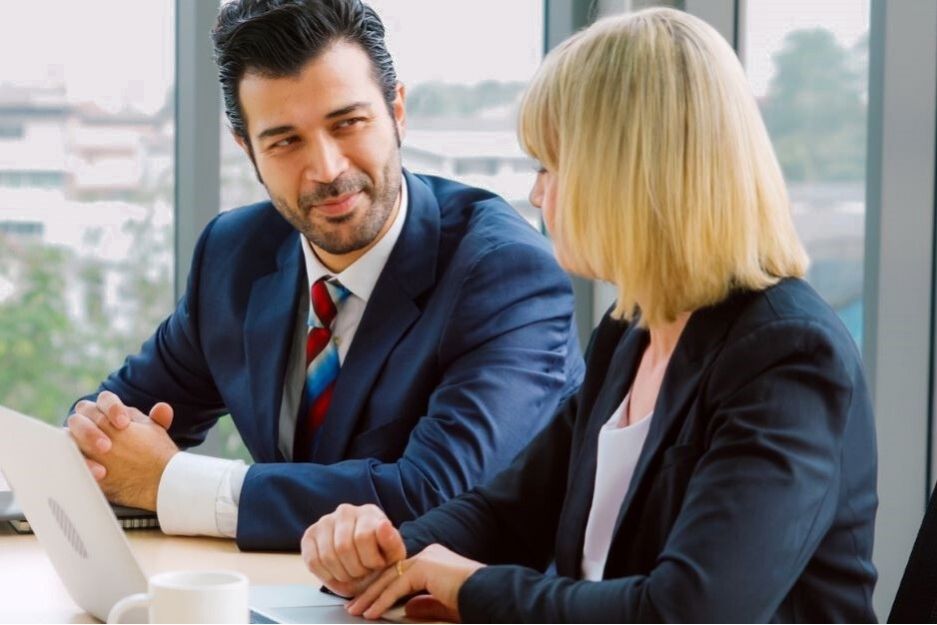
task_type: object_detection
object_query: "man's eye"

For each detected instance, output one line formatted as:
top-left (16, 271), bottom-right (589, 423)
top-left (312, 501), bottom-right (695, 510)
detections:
top-left (336, 117), bottom-right (366, 129)
top-left (271, 137), bottom-right (297, 149)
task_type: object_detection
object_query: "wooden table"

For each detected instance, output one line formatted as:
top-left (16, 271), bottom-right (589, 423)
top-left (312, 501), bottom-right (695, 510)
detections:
top-left (0, 525), bottom-right (314, 624)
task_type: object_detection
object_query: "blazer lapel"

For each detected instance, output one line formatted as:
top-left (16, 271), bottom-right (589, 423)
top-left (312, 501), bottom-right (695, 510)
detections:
top-left (555, 325), bottom-right (649, 577)
top-left (603, 294), bottom-right (749, 569)
top-left (311, 170), bottom-right (440, 464)
top-left (243, 234), bottom-right (304, 462)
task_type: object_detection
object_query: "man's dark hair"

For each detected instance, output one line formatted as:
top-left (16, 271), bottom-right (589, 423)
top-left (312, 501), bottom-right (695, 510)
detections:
top-left (212, 0), bottom-right (397, 147)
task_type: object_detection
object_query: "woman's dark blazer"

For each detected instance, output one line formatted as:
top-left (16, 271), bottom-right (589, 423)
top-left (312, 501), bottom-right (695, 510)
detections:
top-left (400, 278), bottom-right (878, 623)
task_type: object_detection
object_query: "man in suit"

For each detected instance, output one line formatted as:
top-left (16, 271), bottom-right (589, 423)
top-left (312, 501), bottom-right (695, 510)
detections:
top-left (65, 0), bottom-right (583, 551)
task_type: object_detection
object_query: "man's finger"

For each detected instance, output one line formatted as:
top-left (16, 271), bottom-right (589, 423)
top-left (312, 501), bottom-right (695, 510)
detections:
top-left (354, 516), bottom-right (388, 570)
top-left (333, 509), bottom-right (368, 578)
top-left (376, 520), bottom-right (406, 562)
top-left (84, 457), bottom-right (107, 481)
top-left (95, 391), bottom-right (130, 429)
top-left (314, 520), bottom-right (353, 583)
top-left (149, 402), bottom-right (174, 430)
top-left (74, 400), bottom-right (108, 428)
top-left (301, 528), bottom-right (331, 583)
top-left (67, 413), bottom-right (111, 455)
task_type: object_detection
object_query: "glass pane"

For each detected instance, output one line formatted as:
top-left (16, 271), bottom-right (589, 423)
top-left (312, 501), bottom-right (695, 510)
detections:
top-left (744, 0), bottom-right (870, 347)
top-left (0, 1), bottom-right (175, 424)
top-left (220, 0), bottom-right (545, 226)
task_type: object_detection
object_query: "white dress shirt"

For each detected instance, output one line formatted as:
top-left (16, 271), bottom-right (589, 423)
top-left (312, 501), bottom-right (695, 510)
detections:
top-left (580, 391), bottom-right (653, 581)
top-left (156, 179), bottom-right (409, 538)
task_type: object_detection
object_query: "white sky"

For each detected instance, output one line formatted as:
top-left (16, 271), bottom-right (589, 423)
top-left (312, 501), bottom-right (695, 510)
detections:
top-left (0, 1), bottom-right (175, 113)
top-left (0, 0), bottom-right (542, 114)
top-left (744, 0), bottom-right (870, 97)
top-left (0, 0), bottom-right (868, 110)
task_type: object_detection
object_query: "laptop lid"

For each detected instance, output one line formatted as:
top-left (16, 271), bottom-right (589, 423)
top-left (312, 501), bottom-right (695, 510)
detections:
top-left (0, 405), bottom-right (378, 624)
top-left (0, 405), bottom-right (148, 621)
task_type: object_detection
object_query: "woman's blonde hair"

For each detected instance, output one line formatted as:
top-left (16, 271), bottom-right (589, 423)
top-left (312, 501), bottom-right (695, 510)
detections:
top-left (519, 8), bottom-right (808, 327)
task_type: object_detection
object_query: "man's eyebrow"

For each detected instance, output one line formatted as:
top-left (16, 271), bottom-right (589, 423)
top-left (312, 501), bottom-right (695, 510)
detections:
top-left (325, 102), bottom-right (372, 119)
top-left (256, 125), bottom-right (295, 141)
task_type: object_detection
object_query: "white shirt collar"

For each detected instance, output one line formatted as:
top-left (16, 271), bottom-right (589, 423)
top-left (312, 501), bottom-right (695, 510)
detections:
top-left (300, 174), bottom-right (408, 303)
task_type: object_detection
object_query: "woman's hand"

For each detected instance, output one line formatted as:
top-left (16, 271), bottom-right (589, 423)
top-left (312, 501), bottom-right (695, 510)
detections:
top-left (346, 543), bottom-right (485, 621)
top-left (300, 503), bottom-right (406, 598)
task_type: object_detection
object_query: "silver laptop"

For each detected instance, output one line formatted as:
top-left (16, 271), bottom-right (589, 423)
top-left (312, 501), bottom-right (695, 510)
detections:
top-left (0, 404), bottom-right (368, 624)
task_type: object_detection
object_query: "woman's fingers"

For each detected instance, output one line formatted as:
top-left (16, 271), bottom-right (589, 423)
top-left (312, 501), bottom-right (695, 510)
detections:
top-left (362, 562), bottom-right (421, 620)
top-left (346, 564), bottom-right (400, 616)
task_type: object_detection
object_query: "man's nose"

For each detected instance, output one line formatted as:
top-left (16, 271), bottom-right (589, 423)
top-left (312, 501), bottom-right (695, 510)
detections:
top-left (302, 135), bottom-right (348, 184)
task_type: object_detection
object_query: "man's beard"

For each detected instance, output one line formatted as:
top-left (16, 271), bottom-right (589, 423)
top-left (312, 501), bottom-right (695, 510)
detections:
top-left (272, 156), bottom-right (401, 255)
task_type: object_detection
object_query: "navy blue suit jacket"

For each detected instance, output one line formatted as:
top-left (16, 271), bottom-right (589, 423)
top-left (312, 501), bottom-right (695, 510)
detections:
top-left (401, 279), bottom-right (878, 622)
top-left (82, 171), bottom-right (584, 551)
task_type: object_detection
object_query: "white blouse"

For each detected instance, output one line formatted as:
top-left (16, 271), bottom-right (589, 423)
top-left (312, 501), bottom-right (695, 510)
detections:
top-left (580, 392), bottom-right (653, 581)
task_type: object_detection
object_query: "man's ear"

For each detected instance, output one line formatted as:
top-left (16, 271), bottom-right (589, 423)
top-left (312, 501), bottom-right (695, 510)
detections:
top-left (233, 130), bottom-right (252, 157)
top-left (392, 82), bottom-right (406, 142)
top-left (232, 130), bottom-right (264, 185)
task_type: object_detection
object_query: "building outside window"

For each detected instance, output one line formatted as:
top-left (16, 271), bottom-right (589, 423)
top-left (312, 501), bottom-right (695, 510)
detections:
top-left (0, 1), bottom-right (175, 425)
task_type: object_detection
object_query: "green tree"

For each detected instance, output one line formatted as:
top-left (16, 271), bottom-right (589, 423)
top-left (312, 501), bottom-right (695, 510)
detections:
top-left (0, 236), bottom-right (113, 420)
top-left (761, 28), bottom-right (866, 182)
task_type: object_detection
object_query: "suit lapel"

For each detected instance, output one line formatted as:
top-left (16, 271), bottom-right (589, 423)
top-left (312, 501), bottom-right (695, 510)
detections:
top-left (555, 325), bottom-right (648, 576)
top-left (311, 171), bottom-right (440, 464)
top-left (243, 234), bottom-right (304, 462)
top-left (602, 293), bottom-right (749, 571)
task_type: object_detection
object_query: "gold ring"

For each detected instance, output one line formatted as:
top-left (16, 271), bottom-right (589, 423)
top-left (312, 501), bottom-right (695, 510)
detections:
top-left (395, 560), bottom-right (404, 577)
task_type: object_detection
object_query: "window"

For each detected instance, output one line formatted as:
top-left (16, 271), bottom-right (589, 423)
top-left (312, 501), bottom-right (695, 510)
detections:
top-left (212, 1), bottom-right (546, 460)
top-left (0, 123), bottom-right (24, 140)
top-left (220, 0), bottom-right (545, 227)
top-left (743, 0), bottom-right (870, 347)
top-left (0, 1), bottom-right (175, 425)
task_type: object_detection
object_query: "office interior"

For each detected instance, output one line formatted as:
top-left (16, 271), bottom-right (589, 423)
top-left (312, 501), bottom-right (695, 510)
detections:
top-left (0, 0), bottom-right (930, 620)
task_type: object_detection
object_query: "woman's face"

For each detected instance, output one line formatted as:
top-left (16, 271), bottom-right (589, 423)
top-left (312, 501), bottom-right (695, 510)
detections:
top-left (529, 166), bottom-right (558, 235)
top-left (529, 166), bottom-right (570, 269)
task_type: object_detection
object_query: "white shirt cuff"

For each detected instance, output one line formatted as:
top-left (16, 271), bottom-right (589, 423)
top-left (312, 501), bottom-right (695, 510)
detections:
top-left (156, 452), bottom-right (247, 538)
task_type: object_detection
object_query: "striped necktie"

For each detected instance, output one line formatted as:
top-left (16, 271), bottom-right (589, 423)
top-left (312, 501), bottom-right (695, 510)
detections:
top-left (293, 276), bottom-right (350, 462)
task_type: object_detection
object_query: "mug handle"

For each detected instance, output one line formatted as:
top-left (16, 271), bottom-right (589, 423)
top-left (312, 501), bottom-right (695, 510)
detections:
top-left (107, 592), bottom-right (151, 624)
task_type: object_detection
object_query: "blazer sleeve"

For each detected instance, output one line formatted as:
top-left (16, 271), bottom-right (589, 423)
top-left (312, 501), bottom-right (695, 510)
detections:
top-left (70, 216), bottom-right (227, 448)
top-left (397, 390), bottom-right (579, 569)
top-left (236, 240), bottom-right (584, 551)
top-left (456, 318), bottom-right (860, 623)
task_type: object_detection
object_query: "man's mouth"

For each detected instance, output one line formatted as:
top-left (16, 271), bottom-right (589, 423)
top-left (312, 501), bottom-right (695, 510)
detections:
top-left (311, 191), bottom-right (362, 217)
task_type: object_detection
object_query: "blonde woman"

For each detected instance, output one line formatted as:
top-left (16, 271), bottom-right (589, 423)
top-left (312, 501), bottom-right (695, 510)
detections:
top-left (299, 8), bottom-right (877, 622)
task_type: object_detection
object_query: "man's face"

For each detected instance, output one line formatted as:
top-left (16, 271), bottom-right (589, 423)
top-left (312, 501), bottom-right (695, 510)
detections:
top-left (237, 41), bottom-right (405, 259)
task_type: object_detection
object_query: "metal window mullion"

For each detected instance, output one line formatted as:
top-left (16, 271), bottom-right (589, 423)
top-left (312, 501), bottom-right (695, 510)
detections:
top-left (174, 0), bottom-right (221, 299)
top-left (545, 0), bottom-right (597, 347)
top-left (683, 0), bottom-right (738, 50)
top-left (174, 0), bottom-right (223, 456)
top-left (865, 0), bottom-right (937, 617)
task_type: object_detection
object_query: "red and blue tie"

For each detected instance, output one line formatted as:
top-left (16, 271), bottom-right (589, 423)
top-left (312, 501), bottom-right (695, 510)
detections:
top-left (293, 276), bottom-right (350, 462)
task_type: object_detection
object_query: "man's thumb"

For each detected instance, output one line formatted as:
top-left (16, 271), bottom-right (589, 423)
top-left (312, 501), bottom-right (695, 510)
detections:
top-left (376, 520), bottom-right (406, 562)
top-left (149, 402), bottom-right (174, 430)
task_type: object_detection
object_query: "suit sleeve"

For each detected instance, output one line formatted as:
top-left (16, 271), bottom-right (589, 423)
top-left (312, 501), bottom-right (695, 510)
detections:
top-left (397, 390), bottom-right (578, 569)
top-left (71, 216), bottom-right (227, 448)
top-left (455, 319), bottom-right (859, 623)
top-left (236, 240), bottom-right (583, 551)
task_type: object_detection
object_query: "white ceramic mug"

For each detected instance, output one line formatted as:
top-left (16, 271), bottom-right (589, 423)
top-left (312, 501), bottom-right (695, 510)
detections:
top-left (107, 570), bottom-right (249, 624)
